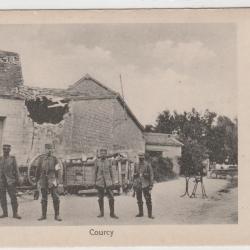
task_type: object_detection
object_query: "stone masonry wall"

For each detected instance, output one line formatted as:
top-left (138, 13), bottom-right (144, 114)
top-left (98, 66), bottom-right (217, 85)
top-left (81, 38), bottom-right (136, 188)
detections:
top-left (112, 99), bottom-right (145, 161)
top-left (0, 98), bottom-right (74, 165)
top-left (0, 96), bottom-right (146, 165)
top-left (0, 98), bottom-right (31, 165)
top-left (70, 98), bottom-right (114, 155)
top-left (0, 51), bottom-right (23, 89)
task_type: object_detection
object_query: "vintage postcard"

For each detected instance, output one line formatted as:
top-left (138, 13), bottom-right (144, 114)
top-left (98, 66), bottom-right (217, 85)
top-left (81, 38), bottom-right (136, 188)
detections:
top-left (0, 9), bottom-right (249, 246)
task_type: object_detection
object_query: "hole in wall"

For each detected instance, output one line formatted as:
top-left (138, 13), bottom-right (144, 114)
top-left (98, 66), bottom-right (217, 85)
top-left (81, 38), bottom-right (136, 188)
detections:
top-left (25, 96), bottom-right (69, 124)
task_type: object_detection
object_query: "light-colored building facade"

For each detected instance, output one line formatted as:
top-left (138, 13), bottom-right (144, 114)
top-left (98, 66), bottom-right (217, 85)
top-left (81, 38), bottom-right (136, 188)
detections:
top-left (144, 132), bottom-right (183, 174)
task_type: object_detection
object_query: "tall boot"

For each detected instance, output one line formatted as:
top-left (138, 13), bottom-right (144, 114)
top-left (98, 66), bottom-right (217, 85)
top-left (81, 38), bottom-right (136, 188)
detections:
top-left (135, 202), bottom-right (144, 217)
top-left (12, 203), bottom-right (21, 219)
top-left (38, 201), bottom-right (47, 221)
top-left (97, 199), bottom-right (104, 218)
top-left (53, 200), bottom-right (62, 221)
top-left (109, 199), bottom-right (119, 219)
top-left (146, 202), bottom-right (154, 219)
top-left (0, 203), bottom-right (8, 218)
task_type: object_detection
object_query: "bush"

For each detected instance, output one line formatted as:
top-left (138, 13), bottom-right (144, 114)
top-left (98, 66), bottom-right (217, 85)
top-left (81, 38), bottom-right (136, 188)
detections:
top-left (150, 156), bottom-right (176, 182)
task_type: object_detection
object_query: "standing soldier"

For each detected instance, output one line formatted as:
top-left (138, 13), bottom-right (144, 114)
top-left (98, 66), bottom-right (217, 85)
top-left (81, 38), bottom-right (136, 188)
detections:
top-left (133, 153), bottom-right (154, 219)
top-left (0, 144), bottom-right (21, 219)
top-left (94, 148), bottom-right (119, 219)
top-left (35, 144), bottom-right (62, 221)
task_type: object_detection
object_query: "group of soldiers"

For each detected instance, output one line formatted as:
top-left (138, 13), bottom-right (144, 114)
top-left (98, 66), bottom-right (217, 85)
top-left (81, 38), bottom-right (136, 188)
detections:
top-left (0, 144), bottom-right (155, 221)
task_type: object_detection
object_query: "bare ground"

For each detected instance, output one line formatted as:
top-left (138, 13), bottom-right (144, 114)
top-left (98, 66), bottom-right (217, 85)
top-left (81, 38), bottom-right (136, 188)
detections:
top-left (0, 177), bottom-right (237, 226)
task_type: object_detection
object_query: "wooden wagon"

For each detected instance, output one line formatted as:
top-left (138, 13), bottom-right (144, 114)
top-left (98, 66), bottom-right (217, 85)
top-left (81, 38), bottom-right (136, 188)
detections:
top-left (22, 154), bottom-right (135, 195)
top-left (63, 156), bottom-right (134, 194)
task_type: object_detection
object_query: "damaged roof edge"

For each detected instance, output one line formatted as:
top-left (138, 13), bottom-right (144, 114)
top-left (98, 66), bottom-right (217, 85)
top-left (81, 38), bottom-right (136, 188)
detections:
top-left (0, 92), bottom-right (25, 100)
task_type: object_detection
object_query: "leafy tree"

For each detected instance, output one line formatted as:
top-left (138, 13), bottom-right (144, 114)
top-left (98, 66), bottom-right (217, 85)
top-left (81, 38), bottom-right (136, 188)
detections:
top-left (145, 124), bottom-right (154, 132)
top-left (208, 116), bottom-right (238, 164)
top-left (150, 156), bottom-right (175, 181)
top-left (149, 108), bottom-right (237, 174)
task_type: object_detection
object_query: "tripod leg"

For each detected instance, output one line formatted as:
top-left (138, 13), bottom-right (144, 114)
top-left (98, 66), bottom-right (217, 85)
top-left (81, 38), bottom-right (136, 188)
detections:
top-left (194, 183), bottom-right (198, 197)
top-left (180, 178), bottom-right (190, 197)
top-left (201, 183), bottom-right (208, 198)
top-left (190, 183), bottom-right (197, 198)
top-left (201, 183), bottom-right (205, 198)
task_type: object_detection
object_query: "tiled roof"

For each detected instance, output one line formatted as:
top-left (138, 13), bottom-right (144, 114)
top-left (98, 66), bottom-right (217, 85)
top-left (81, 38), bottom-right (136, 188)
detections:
top-left (67, 74), bottom-right (117, 98)
top-left (144, 132), bottom-right (183, 147)
top-left (1, 74), bottom-right (117, 100)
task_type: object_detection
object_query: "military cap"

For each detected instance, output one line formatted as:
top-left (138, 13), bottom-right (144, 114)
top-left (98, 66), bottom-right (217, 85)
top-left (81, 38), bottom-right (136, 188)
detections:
top-left (138, 152), bottom-right (145, 157)
top-left (45, 143), bottom-right (54, 149)
top-left (3, 144), bottom-right (11, 149)
top-left (100, 148), bottom-right (108, 152)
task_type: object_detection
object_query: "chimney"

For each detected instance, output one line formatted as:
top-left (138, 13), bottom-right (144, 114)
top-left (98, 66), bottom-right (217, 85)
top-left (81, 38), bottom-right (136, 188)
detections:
top-left (0, 50), bottom-right (23, 90)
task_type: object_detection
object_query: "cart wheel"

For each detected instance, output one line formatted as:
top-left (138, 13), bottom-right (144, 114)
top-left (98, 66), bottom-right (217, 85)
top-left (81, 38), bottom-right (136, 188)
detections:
top-left (27, 154), bottom-right (46, 186)
top-left (28, 154), bottom-right (64, 186)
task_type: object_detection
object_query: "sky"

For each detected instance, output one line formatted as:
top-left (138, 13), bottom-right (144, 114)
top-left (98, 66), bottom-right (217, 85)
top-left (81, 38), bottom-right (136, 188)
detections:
top-left (0, 24), bottom-right (237, 125)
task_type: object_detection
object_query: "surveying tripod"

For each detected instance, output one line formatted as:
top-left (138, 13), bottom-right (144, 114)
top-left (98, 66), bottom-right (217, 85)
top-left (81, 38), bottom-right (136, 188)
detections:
top-left (180, 169), bottom-right (208, 199)
top-left (189, 174), bottom-right (207, 198)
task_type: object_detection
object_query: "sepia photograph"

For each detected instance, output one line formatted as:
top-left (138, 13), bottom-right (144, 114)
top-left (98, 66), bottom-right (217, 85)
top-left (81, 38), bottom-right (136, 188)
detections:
top-left (0, 20), bottom-right (238, 227)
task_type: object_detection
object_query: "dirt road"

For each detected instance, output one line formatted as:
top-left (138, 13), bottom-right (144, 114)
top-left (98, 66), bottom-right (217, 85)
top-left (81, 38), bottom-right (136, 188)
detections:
top-left (0, 177), bottom-right (237, 225)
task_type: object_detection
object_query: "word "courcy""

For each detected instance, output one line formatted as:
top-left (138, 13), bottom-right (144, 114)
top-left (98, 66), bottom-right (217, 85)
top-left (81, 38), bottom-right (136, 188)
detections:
top-left (89, 228), bottom-right (114, 237)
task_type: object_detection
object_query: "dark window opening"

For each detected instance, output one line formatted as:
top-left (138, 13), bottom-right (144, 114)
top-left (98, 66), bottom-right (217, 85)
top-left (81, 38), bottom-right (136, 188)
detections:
top-left (146, 151), bottom-right (163, 158)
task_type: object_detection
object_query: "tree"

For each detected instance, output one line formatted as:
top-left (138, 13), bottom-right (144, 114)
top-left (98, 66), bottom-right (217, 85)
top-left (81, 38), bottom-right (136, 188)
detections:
top-left (179, 139), bottom-right (208, 175)
top-left (208, 116), bottom-right (238, 164)
top-left (154, 110), bottom-right (174, 134)
top-left (150, 108), bottom-right (237, 171)
top-left (145, 124), bottom-right (154, 132)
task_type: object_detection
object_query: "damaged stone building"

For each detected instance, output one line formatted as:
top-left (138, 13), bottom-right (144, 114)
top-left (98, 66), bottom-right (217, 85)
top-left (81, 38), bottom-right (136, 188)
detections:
top-left (0, 50), bottom-right (182, 173)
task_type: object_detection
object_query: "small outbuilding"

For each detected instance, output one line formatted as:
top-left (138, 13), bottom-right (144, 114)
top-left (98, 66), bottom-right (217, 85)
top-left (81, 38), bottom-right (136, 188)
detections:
top-left (144, 132), bottom-right (183, 174)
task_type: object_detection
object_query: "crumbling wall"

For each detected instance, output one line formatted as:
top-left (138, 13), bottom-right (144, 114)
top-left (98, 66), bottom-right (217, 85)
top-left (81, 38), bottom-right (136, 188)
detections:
top-left (0, 50), bottom-right (74, 164)
top-left (0, 97), bottom-right (74, 165)
top-left (24, 96), bottom-right (73, 160)
top-left (0, 51), bottom-right (23, 89)
top-left (0, 93), bottom-right (145, 165)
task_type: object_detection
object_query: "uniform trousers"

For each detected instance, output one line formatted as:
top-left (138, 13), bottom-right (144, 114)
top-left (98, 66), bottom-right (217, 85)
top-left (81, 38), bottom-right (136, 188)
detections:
top-left (0, 177), bottom-right (18, 214)
top-left (136, 187), bottom-right (152, 206)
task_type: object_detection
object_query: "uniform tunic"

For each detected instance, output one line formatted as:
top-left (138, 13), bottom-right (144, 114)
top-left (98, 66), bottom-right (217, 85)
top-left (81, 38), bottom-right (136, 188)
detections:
top-left (36, 155), bottom-right (59, 189)
top-left (133, 160), bottom-right (154, 206)
top-left (0, 156), bottom-right (18, 188)
top-left (94, 158), bottom-right (115, 200)
top-left (94, 158), bottom-right (114, 188)
top-left (133, 161), bottom-right (154, 190)
top-left (0, 155), bottom-right (19, 213)
top-left (35, 154), bottom-right (61, 203)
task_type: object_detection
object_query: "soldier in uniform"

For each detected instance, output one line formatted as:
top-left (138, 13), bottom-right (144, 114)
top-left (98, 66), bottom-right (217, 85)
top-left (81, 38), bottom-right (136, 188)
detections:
top-left (94, 148), bottom-right (119, 219)
top-left (133, 153), bottom-right (154, 219)
top-left (35, 144), bottom-right (62, 221)
top-left (0, 144), bottom-right (21, 219)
